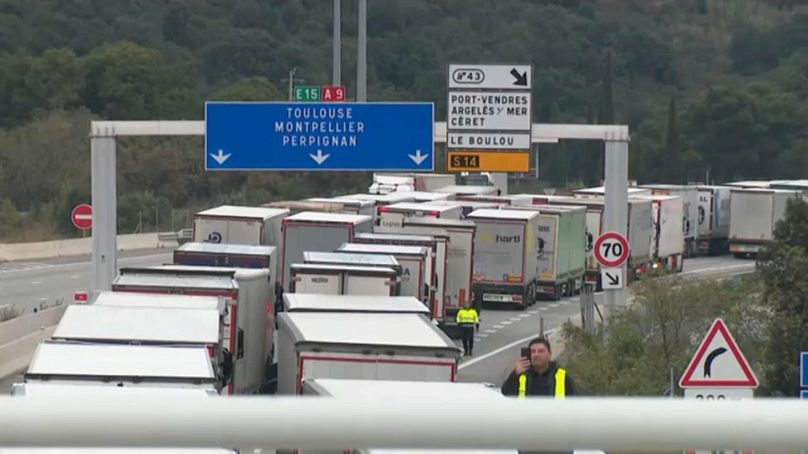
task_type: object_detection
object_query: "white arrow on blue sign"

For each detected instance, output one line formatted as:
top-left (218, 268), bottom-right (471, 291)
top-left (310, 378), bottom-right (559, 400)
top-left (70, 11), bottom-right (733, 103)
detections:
top-left (205, 102), bottom-right (434, 171)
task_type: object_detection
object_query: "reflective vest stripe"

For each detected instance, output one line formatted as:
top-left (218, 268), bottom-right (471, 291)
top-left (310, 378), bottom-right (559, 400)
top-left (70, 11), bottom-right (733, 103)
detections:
top-left (517, 373), bottom-right (527, 398)
top-left (555, 368), bottom-right (566, 399)
top-left (517, 368), bottom-right (566, 398)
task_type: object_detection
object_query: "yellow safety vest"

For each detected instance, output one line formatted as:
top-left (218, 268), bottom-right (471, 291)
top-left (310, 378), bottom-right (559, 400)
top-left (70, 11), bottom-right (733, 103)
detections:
top-left (456, 308), bottom-right (479, 325)
top-left (518, 368), bottom-right (566, 398)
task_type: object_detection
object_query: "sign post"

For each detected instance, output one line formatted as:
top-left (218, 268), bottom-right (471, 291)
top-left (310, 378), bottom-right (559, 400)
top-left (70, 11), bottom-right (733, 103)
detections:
top-left (446, 63), bottom-right (532, 172)
top-left (680, 318), bottom-right (758, 454)
top-left (594, 231), bottom-right (629, 290)
top-left (205, 102), bottom-right (434, 171)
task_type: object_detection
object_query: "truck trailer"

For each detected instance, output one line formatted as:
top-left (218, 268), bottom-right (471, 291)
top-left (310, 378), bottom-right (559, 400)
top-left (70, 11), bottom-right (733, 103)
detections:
top-left (692, 185), bottom-right (732, 255)
top-left (25, 342), bottom-right (217, 391)
top-left (466, 209), bottom-right (540, 309)
top-left (276, 312), bottom-right (461, 394)
top-left (509, 205), bottom-right (587, 299)
top-left (280, 211), bottom-right (372, 291)
top-left (400, 218), bottom-right (476, 323)
top-left (283, 294), bottom-right (430, 316)
top-left (288, 263), bottom-right (399, 296)
top-left (728, 188), bottom-right (800, 257)
top-left (112, 266), bottom-right (271, 394)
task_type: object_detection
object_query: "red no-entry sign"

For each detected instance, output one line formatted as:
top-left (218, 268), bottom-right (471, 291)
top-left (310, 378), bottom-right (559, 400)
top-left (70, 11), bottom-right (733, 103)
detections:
top-left (71, 204), bottom-right (93, 230)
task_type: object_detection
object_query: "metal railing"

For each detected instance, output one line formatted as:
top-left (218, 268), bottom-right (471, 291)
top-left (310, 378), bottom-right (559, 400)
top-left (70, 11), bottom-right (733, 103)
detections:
top-left (1, 396), bottom-right (807, 451)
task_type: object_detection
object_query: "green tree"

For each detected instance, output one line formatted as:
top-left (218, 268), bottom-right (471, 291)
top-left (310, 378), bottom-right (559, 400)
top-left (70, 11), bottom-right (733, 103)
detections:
top-left (27, 48), bottom-right (85, 110)
top-left (757, 198), bottom-right (808, 396)
top-left (81, 41), bottom-right (195, 119)
top-left (562, 276), bottom-right (765, 396)
top-left (209, 77), bottom-right (281, 101)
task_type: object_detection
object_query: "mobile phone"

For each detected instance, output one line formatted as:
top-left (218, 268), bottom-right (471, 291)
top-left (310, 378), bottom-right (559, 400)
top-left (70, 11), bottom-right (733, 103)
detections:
top-left (520, 347), bottom-right (531, 360)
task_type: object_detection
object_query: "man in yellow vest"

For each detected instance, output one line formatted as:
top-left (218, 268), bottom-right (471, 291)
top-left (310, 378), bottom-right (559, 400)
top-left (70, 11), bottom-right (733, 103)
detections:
top-left (455, 302), bottom-right (480, 357)
top-left (501, 337), bottom-right (575, 398)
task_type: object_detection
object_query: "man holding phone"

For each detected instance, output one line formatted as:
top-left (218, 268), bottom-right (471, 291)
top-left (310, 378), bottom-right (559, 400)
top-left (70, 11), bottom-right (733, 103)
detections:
top-left (501, 337), bottom-right (575, 398)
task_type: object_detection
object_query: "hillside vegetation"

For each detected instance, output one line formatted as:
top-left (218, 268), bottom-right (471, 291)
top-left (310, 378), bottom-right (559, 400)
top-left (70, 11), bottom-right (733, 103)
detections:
top-left (0, 0), bottom-right (806, 239)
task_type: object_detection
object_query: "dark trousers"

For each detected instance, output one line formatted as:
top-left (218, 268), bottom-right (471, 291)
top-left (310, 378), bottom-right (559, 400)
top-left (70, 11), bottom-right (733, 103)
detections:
top-left (460, 324), bottom-right (475, 354)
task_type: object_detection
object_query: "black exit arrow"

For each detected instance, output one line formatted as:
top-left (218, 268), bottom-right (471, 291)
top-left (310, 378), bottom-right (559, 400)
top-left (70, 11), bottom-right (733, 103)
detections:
top-left (510, 68), bottom-right (528, 86)
top-left (606, 272), bottom-right (620, 286)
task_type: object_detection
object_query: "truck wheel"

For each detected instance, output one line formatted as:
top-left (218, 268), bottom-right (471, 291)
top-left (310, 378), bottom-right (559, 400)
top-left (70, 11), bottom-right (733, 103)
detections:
top-left (522, 284), bottom-right (535, 309)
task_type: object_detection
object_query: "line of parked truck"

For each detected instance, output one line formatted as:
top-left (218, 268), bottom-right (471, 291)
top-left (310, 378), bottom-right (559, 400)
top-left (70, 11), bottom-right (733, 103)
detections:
top-left (10, 173), bottom-right (806, 453)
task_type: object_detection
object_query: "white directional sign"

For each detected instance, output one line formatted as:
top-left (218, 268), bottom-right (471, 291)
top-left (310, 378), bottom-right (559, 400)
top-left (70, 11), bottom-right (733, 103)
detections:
top-left (447, 91), bottom-right (531, 131)
top-left (600, 267), bottom-right (623, 290)
top-left (446, 63), bottom-right (533, 156)
top-left (448, 64), bottom-right (532, 90)
top-left (448, 132), bottom-right (532, 150)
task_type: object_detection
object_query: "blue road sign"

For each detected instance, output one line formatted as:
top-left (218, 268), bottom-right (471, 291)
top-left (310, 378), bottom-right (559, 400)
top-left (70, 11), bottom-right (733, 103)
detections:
top-left (205, 102), bottom-right (434, 171)
top-left (803, 390), bottom-right (808, 399)
top-left (802, 352), bottom-right (808, 388)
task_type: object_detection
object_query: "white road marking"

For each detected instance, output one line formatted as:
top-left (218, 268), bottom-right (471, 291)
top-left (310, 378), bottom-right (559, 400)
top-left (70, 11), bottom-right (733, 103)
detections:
top-left (548, 303), bottom-right (559, 308)
top-left (493, 324), bottom-right (504, 329)
top-left (501, 320), bottom-right (513, 325)
top-left (539, 307), bottom-right (549, 311)
top-left (459, 327), bottom-right (559, 370)
top-left (509, 317), bottom-right (522, 322)
top-left (484, 329), bottom-right (497, 334)
top-left (528, 310), bottom-right (539, 314)
top-left (70, 275), bottom-right (80, 279)
top-left (30, 281), bottom-right (41, 285)
top-left (518, 314), bottom-right (532, 319)
top-left (477, 333), bottom-right (488, 338)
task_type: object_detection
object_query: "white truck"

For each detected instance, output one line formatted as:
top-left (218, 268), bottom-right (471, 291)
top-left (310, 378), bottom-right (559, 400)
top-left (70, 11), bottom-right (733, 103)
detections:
top-left (369, 173), bottom-right (456, 193)
top-left (305, 197), bottom-right (376, 217)
top-left (25, 342), bottom-right (217, 390)
top-left (193, 205), bottom-right (288, 247)
top-left (453, 194), bottom-right (532, 206)
top-left (337, 243), bottom-right (431, 310)
top-left (173, 242), bottom-right (279, 301)
top-left (430, 199), bottom-right (500, 218)
top-left (518, 195), bottom-right (654, 288)
top-left (280, 211), bottom-right (372, 291)
top-left (276, 312), bottom-right (461, 394)
top-left (52, 305), bottom-right (224, 385)
top-left (112, 266), bottom-right (272, 395)
top-left (304, 251), bottom-right (403, 274)
top-left (693, 185), bottom-right (732, 255)
top-left (334, 193), bottom-right (416, 222)
top-left (401, 218), bottom-right (476, 324)
top-left (510, 205), bottom-right (587, 299)
top-left (573, 186), bottom-right (652, 198)
top-left (283, 294), bottom-right (430, 316)
top-left (376, 202), bottom-right (462, 232)
top-left (435, 185), bottom-right (499, 197)
top-left (640, 184), bottom-right (700, 257)
top-left (397, 191), bottom-right (455, 202)
top-left (288, 263), bottom-right (399, 296)
top-left (353, 232), bottom-right (448, 323)
top-left (466, 209), bottom-right (540, 309)
top-left (728, 188), bottom-right (800, 257)
top-left (633, 195), bottom-right (686, 272)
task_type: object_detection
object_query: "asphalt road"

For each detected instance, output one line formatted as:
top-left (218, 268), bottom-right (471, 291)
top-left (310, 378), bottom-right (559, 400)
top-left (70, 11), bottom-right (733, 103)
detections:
top-left (0, 249), bottom-right (174, 315)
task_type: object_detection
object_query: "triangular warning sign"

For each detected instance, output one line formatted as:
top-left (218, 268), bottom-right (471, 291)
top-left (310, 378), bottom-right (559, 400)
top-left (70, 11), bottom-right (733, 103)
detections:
top-left (679, 318), bottom-right (758, 388)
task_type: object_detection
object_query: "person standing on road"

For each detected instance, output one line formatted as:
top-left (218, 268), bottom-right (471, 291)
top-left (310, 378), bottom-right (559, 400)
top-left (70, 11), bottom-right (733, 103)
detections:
top-left (501, 337), bottom-right (575, 398)
top-left (455, 302), bottom-right (480, 357)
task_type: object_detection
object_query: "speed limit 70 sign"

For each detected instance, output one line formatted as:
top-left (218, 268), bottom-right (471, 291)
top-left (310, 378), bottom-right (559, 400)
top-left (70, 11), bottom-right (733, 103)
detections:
top-left (594, 232), bottom-right (629, 268)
